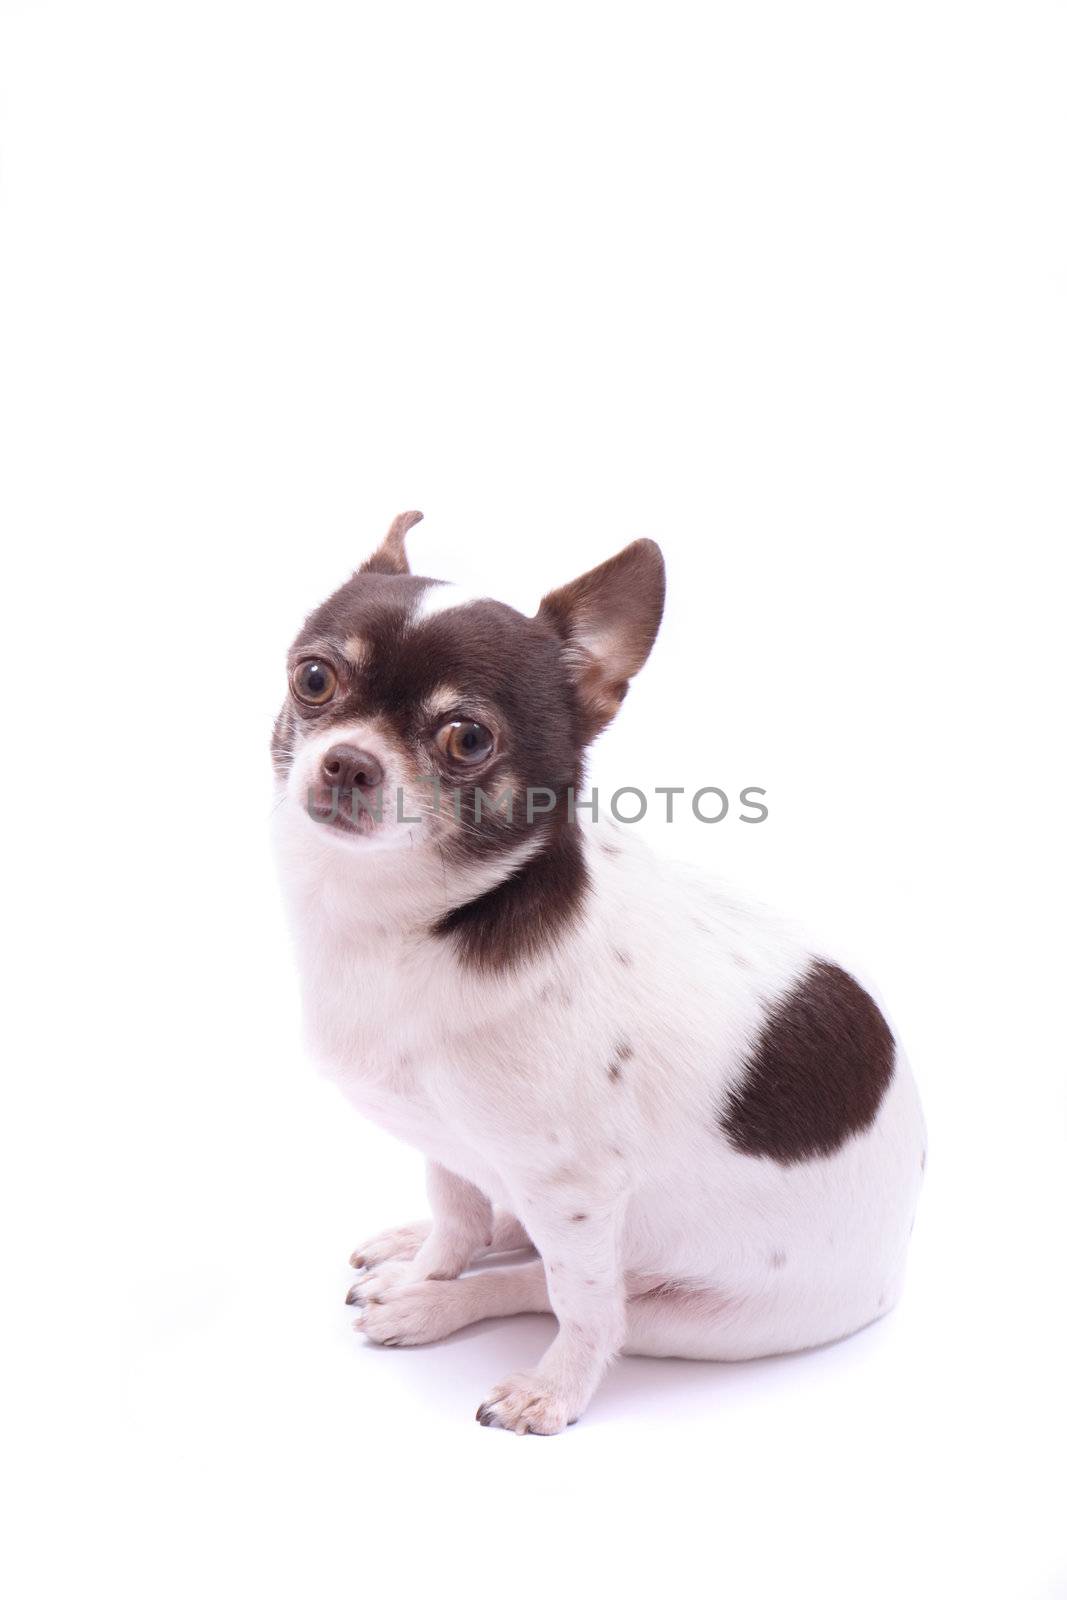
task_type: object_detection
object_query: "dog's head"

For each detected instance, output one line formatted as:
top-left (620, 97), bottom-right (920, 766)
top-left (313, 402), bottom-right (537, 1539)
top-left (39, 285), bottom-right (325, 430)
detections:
top-left (272, 511), bottom-right (664, 893)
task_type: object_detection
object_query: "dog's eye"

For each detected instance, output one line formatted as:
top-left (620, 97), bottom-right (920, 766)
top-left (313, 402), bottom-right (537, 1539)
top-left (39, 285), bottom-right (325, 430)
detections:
top-left (435, 720), bottom-right (495, 766)
top-left (292, 659), bottom-right (338, 706)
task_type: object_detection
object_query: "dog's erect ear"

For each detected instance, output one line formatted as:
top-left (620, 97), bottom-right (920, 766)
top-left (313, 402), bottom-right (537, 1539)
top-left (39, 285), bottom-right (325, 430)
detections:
top-left (359, 509), bottom-right (424, 575)
top-left (537, 539), bottom-right (666, 738)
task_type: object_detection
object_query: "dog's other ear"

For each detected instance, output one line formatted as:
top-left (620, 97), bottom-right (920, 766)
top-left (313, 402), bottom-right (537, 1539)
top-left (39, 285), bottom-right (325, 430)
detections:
top-left (537, 539), bottom-right (666, 738)
top-left (359, 509), bottom-right (424, 575)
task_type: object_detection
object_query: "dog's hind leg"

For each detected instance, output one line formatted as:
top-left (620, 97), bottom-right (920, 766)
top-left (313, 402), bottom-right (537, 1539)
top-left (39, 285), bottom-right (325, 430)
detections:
top-left (621, 1277), bottom-right (875, 1361)
top-left (487, 1211), bottom-right (533, 1253)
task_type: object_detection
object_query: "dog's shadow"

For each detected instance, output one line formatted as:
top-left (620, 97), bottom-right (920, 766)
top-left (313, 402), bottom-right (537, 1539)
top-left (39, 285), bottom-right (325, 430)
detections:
top-left (347, 1264), bottom-right (893, 1432)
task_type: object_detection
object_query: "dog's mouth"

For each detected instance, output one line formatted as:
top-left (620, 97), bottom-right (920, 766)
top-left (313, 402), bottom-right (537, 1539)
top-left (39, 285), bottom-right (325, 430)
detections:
top-left (305, 784), bottom-right (384, 838)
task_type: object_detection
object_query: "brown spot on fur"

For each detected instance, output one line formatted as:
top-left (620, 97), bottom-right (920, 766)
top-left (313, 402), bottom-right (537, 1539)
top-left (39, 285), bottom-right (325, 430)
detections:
top-left (769, 1250), bottom-right (787, 1270)
top-left (570, 1213), bottom-right (588, 1223)
top-left (614, 948), bottom-right (633, 968)
top-left (720, 960), bottom-right (895, 1164)
top-left (629, 1278), bottom-right (731, 1314)
top-left (607, 1040), bottom-right (635, 1082)
top-left (549, 1162), bottom-right (583, 1186)
top-left (607, 1043), bottom-right (633, 1081)
top-left (342, 633), bottom-right (369, 668)
top-left (629, 1279), bottom-right (680, 1303)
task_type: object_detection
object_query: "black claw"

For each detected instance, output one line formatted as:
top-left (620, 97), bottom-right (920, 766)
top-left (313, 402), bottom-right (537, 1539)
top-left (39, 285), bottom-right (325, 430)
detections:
top-left (345, 1286), bottom-right (361, 1306)
top-left (476, 1404), bottom-right (494, 1427)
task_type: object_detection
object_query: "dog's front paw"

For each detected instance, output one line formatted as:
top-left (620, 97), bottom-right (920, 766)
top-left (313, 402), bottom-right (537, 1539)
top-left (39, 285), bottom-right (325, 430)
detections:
top-left (352, 1278), bottom-right (468, 1347)
top-left (476, 1372), bottom-right (577, 1436)
top-left (349, 1220), bottom-right (431, 1271)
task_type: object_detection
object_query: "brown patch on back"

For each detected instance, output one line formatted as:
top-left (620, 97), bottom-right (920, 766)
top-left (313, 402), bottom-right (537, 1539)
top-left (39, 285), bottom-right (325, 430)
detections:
top-left (720, 960), bottom-right (895, 1164)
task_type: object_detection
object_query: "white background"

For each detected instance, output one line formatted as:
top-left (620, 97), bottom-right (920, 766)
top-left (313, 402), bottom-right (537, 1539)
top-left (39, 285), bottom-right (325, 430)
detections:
top-left (2, 3), bottom-right (1064, 1596)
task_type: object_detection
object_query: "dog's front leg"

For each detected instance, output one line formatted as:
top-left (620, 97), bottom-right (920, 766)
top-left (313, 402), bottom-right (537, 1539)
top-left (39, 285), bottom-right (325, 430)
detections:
top-left (477, 1191), bottom-right (625, 1435)
top-left (349, 1162), bottom-right (491, 1306)
top-left (411, 1161), bottom-right (494, 1278)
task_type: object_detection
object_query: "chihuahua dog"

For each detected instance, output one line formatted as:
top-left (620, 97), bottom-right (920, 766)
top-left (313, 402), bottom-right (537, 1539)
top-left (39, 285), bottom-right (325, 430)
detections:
top-left (271, 511), bottom-right (925, 1435)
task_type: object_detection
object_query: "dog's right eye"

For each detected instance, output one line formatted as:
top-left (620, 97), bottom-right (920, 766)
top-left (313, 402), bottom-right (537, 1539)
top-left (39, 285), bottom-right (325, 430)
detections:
top-left (291, 659), bottom-right (338, 706)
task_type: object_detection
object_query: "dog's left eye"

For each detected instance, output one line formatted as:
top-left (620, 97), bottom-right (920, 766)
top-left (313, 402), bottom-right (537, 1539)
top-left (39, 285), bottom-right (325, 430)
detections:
top-left (292, 659), bottom-right (338, 705)
top-left (435, 720), bottom-right (495, 766)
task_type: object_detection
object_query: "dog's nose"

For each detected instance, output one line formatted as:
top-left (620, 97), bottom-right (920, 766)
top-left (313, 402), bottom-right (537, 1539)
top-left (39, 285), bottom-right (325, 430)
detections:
top-left (320, 744), bottom-right (384, 791)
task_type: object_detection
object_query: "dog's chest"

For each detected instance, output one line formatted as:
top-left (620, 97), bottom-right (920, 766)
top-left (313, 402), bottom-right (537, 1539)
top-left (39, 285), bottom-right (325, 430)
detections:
top-left (302, 938), bottom-right (433, 1060)
top-left (293, 921), bottom-right (535, 1157)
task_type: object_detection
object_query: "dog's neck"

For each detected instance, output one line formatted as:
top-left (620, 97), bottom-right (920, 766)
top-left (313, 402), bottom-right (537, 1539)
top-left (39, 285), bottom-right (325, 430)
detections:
top-left (431, 823), bottom-right (589, 972)
top-left (273, 802), bottom-right (588, 969)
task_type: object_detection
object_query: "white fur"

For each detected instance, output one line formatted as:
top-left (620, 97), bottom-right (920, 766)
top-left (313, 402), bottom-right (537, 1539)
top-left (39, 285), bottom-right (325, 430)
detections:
top-left (273, 766), bottom-right (925, 1434)
top-left (414, 582), bottom-right (489, 621)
